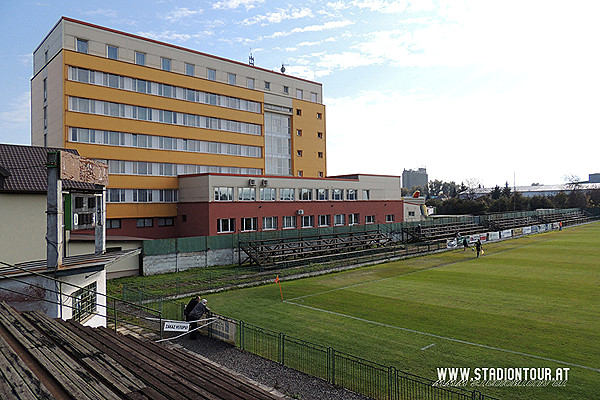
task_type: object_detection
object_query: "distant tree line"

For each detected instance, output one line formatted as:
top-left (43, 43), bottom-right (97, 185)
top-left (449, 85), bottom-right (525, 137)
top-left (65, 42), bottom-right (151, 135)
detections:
top-left (402, 180), bottom-right (600, 216)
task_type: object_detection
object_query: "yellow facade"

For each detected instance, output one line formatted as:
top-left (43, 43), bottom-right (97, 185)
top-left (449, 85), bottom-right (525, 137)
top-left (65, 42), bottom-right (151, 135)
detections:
top-left (32, 17), bottom-right (326, 224)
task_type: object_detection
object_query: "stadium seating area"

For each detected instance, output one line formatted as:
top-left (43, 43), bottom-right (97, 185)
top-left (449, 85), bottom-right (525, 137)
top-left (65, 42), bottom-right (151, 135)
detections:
top-left (0, 302), bottom-right (282, 400)
top-left (240, 231), bottom-right (404, 269)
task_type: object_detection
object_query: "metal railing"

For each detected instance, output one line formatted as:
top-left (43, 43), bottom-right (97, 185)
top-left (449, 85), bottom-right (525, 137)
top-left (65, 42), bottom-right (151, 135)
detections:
top-left (232, 319), bottom-right (499, 400)
top-left (0, 260), bottom-right (164, 338)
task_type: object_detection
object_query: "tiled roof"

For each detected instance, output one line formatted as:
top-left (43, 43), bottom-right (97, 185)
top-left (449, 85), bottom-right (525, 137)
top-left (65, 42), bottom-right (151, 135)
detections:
top-left (0, 143), bottom-right (97, 193)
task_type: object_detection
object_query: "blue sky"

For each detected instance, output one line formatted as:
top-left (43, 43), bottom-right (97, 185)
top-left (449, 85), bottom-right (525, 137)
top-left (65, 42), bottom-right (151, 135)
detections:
top-left (1, 0), bottom-right (599, 187)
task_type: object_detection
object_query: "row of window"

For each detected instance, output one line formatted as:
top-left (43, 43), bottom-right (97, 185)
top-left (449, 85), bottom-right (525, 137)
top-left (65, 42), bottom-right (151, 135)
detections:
top-left (70, 127), bottom-right (262, 158)
top-left (214, 187), bottom-right (371, 202)
top-left (217, 214), bottom-right (395, 233)
top-left (108, 189), bottom-right (178, 203)
top-left (74, 38), bottom-right (321, 103)
top-left (68, 66), bottom-right (261, 113)
top-left (106, 160), bottom-right (261, 177)
top-left (69, 97), bottom-right (262, 135)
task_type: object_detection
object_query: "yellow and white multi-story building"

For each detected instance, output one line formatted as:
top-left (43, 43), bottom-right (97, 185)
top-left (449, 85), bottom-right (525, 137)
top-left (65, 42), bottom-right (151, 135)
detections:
top-left (32, 17), bottom-right (326, 238)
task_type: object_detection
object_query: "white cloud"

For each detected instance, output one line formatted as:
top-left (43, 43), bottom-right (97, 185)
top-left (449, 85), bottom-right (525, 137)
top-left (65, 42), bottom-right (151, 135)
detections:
top-left (0, 91), bottom-right (30, 127)
top-left (268, 20), bottom-right (354, 39)
top-left (163, 7), bottom-right (202, 23)
top-left (350, 0), bottom-right (409, 13)
top-left (241, 7), bottom-right (313, 26)
top-left (212, 0), bottom-right (264, 11)
top-left (81, 8), bottom-right (119, 18)
top-left (137, 31), bottom-right (211, 42)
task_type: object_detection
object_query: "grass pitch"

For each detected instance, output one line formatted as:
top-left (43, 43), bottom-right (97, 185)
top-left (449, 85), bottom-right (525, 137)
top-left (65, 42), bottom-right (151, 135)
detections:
top-left (203, 222), bottom-right (600, 400)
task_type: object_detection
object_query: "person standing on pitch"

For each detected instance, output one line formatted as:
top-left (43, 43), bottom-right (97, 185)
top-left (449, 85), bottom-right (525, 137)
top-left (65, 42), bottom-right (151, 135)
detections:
top-left (463, 237), bottom-right (469, 251)
top-left (475, 239), bottom-right (483, 258)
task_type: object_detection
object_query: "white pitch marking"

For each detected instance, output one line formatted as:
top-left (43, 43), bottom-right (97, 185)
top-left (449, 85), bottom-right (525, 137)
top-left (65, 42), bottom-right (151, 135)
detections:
top-left (284, 301), bottom-right (600, 372)
top-left (421, 343), bottom-right (435, 351)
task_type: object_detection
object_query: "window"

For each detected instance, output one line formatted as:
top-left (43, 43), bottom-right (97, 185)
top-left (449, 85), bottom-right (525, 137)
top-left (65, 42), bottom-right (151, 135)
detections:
top-left (260, 187), bottom-right (276, 201)
top-left (135, 51), bottom-right (146, 66)
top-left (297, 150), bottom-right (303, 157)
top-left (76, 38), bottom-right (88, 54)
top-left (43, 106), bottom-right (47, 129)
top-left (318, 214), bottom-right (330, 227)
top-left (318, 132), bottom-right (323, 139)
top-left (280, 188), bottom-right (295, 201)
top-left (318, 152), bottom-right (323, 158)
top-left (88, 197), bottom-right (96, 209)
top-left (299, 189), bottom-right (312, 200)
top-left (365, 215), bottom-right (375, 224)
top-left (217, 218), bottom-right (235, 233)
top-left (158, 218), bottom-right (174, 227)
top-left (208, 68), bottom-right (216, 81)
top-left (296, 89), bottom-right (303, 100)
top-left (263, 216), bottom-right (278, 230)
top-left (318, 172), bottom-right (324, 178)
top-left (317, 189), bottom-right (328, 200)
top-left (214, 187), bottom-right (234, 201)
top-left (241, 217), bottom-right (258, 231)
top-left (161, 57), bottom-right (171, 71)
top-left (43, 78), bottom-right (47, 101)
top-left (408, 211), bottom-right (416, 217)
top-left (72, 282), bottom-right (96, 322)
top-left (185, 63), bottom-right (195, 76)
top-left (349, 213), bottom-right (360, 225)
top-left (301, 215), bottom-right (314, 228)
top-left (296, 109), bottom-right (302, 116)
top-left (283, 216), bottom-right (296, 229)
top-left (334, 214), bottom-right (345, 226)
top-left (107, 45), bottom-right (118, 60)
top-left (386, 214), bottom-right (394, 223)
top-left (317, 113), bottom-right (322, 119)
top-left (347, 189), bottom-right (357, 200)
top-left (283, 86), bottom-right (289, 94)
top-left (363, 190), bottom-right (371, 200)
top-left (247, 77), bottom-right (254, 89)
top-left (228, 73), bottom-right (236, 85)
top-left (264, 81), bottom-right (271, 90)
top-left (238, 187), bottom-right (256, 201)
top-left (332, 189), bottom-right (343, 200)
top-left (311, 92), bottom-right (318, 102)
top-left (107, 219), bottom-right (121, 229)
top-left (298, 170), bottom-right (303, 177)
top-left (296, 129), bottom-right (302, 136)
top-left (44, 50), bottom-right (48, 64)
top-left (137, 218), bottom-right (153, 228)
top-left (74, 196), bottom-right (84, 209)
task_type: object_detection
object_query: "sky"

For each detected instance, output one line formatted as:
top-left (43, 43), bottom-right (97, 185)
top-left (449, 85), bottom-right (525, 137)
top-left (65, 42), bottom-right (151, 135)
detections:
top-left (1, 0), bottom-right (599, 188)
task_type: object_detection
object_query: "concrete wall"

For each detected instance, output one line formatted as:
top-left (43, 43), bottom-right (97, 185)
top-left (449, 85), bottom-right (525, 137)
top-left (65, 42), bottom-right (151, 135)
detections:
top-left (143, 248), bottom-right (241, 276)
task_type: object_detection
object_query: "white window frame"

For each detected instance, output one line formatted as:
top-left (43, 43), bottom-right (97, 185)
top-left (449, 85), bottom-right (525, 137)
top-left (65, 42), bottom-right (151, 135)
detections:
top-left (349, 213), bottom-right (359, 226)
top-left (386, 214), bottom-right (394, 223)
top-left (241, 217), bottom-right (258, 232)
top-left (217, 218), bottom-right (235, 233)
top-left (135, 51), bottom-right (146, 65)
top-left (161, 57), bottom-right (171, 71)
top-left (107, 45), bottom-right (118, 60)
top-left (318, 214), bottom-right (331, 227)
top-left (238, 187), bottom-right (256, 201)
top-left (365, 215), bottom-right (375, 224)
top-left (301, 215), bottom-right (314, 228)
top-left (283, 216), bottom-right (296, 229)
top-left (185, 63), bottom-right (195, 76)
top-left (280, 188), bottom-right (295, 201)
top-left (334, 214), bottom-right (345, 226)
top-left (262, 216), bottom-right (278, 230)
top-left (317, 189), bottom-right (328, 201)
top-left (299, 189), bottom-right (312, 201)
top-left (76, 38), bottom-right (88, 54)
top-left (214, 187), bottom-right (234, 201)
top-left (260, 187), bottom-right (276, 201)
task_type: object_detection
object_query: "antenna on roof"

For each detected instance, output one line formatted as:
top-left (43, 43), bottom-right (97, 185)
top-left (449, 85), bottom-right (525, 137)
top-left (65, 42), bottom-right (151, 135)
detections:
top-left (280, 63), bottom-right (287, 73)
top-left (249, 48), bottom-right (254, 66)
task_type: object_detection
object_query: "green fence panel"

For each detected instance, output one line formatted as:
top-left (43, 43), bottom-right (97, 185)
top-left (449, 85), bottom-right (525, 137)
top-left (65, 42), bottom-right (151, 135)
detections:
top-left (177, 236), bottom-right (207, 253)
top-left (206, 233), bottom-right (237, 250)
top-left (143, 238), bottom-right (176, 256)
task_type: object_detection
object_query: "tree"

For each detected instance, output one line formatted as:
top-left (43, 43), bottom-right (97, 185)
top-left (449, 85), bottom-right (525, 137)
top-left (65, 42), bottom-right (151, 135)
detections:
top-left (490, 185), bottom-right (502, 200)
top-left (501, 182), bottom-right (511, 198)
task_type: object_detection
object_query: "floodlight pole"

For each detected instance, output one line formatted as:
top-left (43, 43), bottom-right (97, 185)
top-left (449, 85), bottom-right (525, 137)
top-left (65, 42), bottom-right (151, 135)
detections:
top-left (47, 151), bottom-right (63, 270)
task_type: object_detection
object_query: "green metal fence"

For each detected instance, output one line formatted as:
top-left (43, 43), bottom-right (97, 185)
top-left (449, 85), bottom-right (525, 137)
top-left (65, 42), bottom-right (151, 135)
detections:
top-left (234, 320), bottom-right (499, 400)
